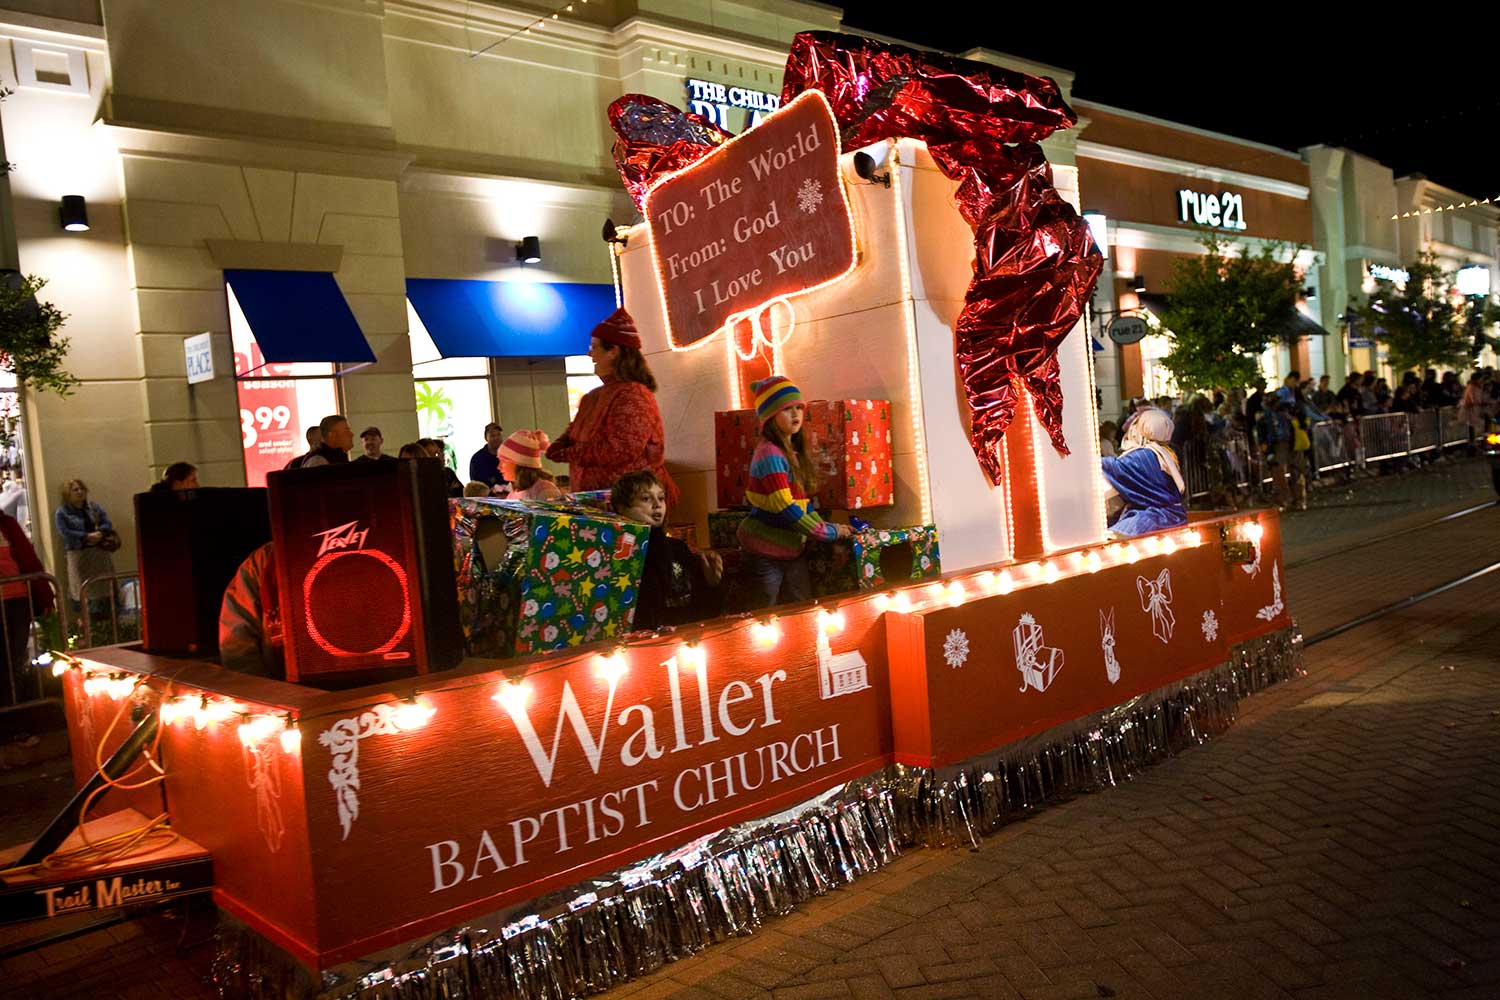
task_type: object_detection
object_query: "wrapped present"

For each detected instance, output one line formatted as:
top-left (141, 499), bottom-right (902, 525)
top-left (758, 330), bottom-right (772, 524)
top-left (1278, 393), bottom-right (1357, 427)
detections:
top-left (715, 400), bottom-right (893, 511)
top-left (708, 509), bottom-right (747, 550)
top-left (808, 523), bottom-right (941, 597)
top-left (450, 497), bottom-right (649, 658)
top-left (805, 399), bottom-right (894, 511)
top-left (714, 410), bottom-right (763, 508)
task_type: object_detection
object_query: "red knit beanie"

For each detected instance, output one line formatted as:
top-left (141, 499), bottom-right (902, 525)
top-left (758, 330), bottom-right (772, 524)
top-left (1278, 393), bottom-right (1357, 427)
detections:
top-left (591, 308), bottom-right (641, 350)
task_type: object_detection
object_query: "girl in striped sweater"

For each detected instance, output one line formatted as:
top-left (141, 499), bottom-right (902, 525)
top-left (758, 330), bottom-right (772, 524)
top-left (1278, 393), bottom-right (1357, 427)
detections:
top-left (736, 376), bottom-right (852, 608)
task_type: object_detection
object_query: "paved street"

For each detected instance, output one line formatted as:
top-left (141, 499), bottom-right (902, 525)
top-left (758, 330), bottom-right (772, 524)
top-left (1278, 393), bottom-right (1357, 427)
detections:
top-left (3, 460), bottom-right (1497, 1000)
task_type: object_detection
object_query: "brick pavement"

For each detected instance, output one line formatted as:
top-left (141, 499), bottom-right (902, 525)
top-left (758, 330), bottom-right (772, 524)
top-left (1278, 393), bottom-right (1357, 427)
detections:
top-left (3, 463), bottom-right (1496, 1000)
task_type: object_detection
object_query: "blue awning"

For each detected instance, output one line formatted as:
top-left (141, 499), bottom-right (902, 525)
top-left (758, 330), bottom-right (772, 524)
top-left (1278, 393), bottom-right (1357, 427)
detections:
top-left (405, 279), bottom-right (616, 358)
top-left (225, 269), bottom-right (375, 365)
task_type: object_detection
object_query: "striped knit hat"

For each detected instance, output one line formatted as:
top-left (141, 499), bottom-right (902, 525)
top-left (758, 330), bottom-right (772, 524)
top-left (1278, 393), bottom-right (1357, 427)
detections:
top-left (591, 307), bottom-right (641, 349)
top-left (497, 429), bottom-right (550, 469)
top-left (751, 375), bottom-right (804, 427)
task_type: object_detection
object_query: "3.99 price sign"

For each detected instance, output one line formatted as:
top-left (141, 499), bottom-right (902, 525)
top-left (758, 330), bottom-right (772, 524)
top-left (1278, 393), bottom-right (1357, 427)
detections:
top-left (645, 90), bottom-right (857, 348)
top-left (238, 382), bottom-right (302, 487)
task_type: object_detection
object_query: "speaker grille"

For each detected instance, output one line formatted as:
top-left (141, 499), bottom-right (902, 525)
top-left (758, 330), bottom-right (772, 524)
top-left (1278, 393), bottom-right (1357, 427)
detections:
top-left (302, 549), bottom-right (413, 659)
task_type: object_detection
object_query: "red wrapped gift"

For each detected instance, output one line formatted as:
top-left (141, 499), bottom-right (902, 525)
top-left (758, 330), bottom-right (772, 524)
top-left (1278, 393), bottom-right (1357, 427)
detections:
top-left (806, 399), bottom-right (893, 510)
top-left (714, 409), bottom-right (763, 508)
top-left (715, 399), bottom-right (894, 511)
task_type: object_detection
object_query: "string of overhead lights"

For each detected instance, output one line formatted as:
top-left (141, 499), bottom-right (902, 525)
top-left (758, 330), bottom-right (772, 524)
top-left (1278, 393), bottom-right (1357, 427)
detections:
top-left (50, 517), bottom-right (1265, 749)
top-left (1391, 198), bottom-right (1495, 220)
top-left (467, 0), bottom-right (591, 60)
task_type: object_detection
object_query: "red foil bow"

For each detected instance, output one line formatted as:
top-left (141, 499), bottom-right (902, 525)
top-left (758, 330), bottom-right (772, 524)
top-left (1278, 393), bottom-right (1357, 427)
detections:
top-left (782, 31), bottom-right (1102, 481)
top-left (606, 33), bottom-right (1102, 483)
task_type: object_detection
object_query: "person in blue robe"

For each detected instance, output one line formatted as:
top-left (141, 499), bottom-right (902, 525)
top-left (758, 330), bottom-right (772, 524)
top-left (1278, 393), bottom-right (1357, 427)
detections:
top-left (1101, 408), bottom-right (1187, 537)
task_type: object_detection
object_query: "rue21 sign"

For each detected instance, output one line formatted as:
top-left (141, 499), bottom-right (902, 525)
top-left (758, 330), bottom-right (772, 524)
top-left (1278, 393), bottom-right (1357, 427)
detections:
top-left (1178, 188), bottom-right (1248, 231)
top-left (645, 90), bottom-right (857, 348)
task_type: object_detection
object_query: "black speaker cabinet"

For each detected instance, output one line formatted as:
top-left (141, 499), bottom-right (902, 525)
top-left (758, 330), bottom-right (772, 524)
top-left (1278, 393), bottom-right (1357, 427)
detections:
top-left (268, 459), bottom-right (461, 685)
top-left (135, 487), bottom-right (273, 656)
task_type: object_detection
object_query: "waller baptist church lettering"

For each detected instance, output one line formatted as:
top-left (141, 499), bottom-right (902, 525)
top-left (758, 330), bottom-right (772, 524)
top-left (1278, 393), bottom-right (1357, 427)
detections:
top-left (423, 652), bottom-right (850, 893)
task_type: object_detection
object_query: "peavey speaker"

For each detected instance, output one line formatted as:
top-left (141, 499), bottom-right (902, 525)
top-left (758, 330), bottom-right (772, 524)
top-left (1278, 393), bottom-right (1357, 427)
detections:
top-left (268, 459), bottom-right (461, 684)
top-left (135, 488), bottom-right (272, 656)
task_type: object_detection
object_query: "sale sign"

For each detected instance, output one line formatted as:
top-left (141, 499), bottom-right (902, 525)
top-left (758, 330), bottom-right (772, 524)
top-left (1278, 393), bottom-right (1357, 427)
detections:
top-left (645, 90), bottom-right (857, 348)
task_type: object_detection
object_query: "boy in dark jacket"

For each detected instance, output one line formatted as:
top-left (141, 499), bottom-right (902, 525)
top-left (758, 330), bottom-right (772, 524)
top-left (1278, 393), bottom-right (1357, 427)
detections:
top-left (610, 471), bottom-right (723, 631)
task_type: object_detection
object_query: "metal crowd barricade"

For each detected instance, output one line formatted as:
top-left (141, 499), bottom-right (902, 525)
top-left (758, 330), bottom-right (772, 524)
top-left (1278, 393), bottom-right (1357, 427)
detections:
top-left (0, 571), bottom-right (68, 706)
top-left (77, 571), bottom-right (142, 649)
top-left (1439, 406), bottom-right (1471, 448)
top-left (1407, 409), bottom-right (1441, 455)
top-left (1179, 439), bottom-right (1211, 501)
top-left (1358, 412), bottom-right (1411, 463)
top-left (1309, 420), bottom-right (1351, 474)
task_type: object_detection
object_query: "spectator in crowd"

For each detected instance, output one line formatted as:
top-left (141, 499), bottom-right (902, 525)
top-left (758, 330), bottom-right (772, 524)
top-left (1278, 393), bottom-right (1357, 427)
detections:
top-left (1372, 378), bottom-right (1392, 411)
top-left (1312, 374), bottom-right (1335, 411)
top-left (0, 475), bottom-right (27, 535)
top-left (1256, 397), bottom-right (1299, 510)
top-left (611, 470), bottom-right (724, 630)
top-left (1420, 369), bottom-right (1444, 408)
top-left (54, 479), bottom-right (117, 605)
top-left (468, 422), bottom-right (508, 490)
top-left (1336, 372), bottom-right (1365, 416)
top-left (1245, 378), bottom-right (1268, 442)
top-left (1100, 408), bottom-right (1187, 536)
top-left (302, 415), bottom-right (353, 467)
top-left (1460, 371), bottom-right (1493, 434)
top-left (149, 462), bottom-right (198, 492)
top-left (355, 426), bottom-right (395, 462)
top-left (1118, 398), bottom-right (1156, 437)
top-left (1098, 421), bottom-right (1118, 458)
top-left (1274, 371), bottom-right (1300, 406)
top-left (419, 438), bottom-right (465, 497)
top-left (1, 509), bottom-right (53, 708)
top-left (1440, 371), bottom-right (1463, 407)
top-left (285, 426), bottom-right (322, 470)
top-left (463, 481), bottom-right (490, 498)
top-left (1360, 371), bottom-right (1378, 412)
top-left (397, 442), bottom-right (427, 460)
top-left (1391, 381), bottom-right (1421, 414)
top-left (1287, 404), bottom-right (1312, 510)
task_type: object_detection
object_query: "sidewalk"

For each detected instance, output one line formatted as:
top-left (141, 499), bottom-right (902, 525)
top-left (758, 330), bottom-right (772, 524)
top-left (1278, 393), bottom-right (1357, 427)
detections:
top-left (2, 465), bottom-right (1495, 999)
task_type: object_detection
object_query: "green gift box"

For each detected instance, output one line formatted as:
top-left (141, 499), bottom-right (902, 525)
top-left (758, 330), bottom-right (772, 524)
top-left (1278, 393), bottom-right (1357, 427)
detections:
top-left (451, 497), bottom-right (650, 658)
top-left (808, 523), bottom-right (941, 597)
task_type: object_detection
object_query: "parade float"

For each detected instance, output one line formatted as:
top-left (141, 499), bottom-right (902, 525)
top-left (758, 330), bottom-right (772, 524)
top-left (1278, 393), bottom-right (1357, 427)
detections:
top-left (7, 32), bottom-right (1298, 1000)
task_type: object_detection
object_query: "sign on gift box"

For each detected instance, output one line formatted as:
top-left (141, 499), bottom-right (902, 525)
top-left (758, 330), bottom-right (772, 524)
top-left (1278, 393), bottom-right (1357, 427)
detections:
top-left (715, 399), bottom-right (893, 511)
top-left (451, 498), bottom-right (649, 657)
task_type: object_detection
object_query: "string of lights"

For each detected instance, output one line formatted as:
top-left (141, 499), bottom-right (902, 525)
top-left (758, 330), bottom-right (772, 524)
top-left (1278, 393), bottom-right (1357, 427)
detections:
top-left (466, 0), bottom-right (592, 60)
top-left (50, 519), bottom-right (1264, 744)
top-left (1391, 198), bottom-right (1495, 221)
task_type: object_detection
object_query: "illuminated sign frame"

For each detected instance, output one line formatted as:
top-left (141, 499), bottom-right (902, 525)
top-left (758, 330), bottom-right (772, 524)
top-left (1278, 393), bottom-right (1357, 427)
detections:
top-left (685, 78), bottom-right (781, 133)
top-left (643, 89), bottom-right (860, 353)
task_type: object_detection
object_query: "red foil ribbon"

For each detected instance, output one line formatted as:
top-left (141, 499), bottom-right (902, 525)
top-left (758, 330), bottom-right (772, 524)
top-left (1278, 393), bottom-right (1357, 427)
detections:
top-left (608, 33), bottom-right (1102, 483)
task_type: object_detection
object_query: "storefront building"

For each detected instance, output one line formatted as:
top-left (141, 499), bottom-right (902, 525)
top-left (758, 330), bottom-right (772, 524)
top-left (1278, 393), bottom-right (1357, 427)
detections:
top-left (1305, 147), bottom-right (1499, 379)
top-left (0, 0), bottom-right (843, 574)
top-left (1074, 102), bottom-right (1321, 418)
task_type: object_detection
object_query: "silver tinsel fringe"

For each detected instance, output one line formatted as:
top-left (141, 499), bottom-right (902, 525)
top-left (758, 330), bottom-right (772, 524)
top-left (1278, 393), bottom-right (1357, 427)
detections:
top-left (212, 626), bottom-right (1300, 1000)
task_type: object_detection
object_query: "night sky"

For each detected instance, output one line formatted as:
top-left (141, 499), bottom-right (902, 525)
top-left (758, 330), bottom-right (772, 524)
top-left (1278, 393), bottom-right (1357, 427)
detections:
top-left (838, 5), bottom-right (1495, 200)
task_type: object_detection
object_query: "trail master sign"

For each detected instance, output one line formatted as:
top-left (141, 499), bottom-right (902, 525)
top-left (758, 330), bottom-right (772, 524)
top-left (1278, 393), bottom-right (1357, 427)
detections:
top-left (645, 90), bottom-right (857, 349)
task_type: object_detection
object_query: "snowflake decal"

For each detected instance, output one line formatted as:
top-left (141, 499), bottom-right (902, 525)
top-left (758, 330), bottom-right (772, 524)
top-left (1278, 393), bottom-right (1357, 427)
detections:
top-left (796, 178), bottom-right (824, 214)
top-left (1201, 609), bottom-right (1219, 643)
top-left (943, 628), bottom-right (970, 669)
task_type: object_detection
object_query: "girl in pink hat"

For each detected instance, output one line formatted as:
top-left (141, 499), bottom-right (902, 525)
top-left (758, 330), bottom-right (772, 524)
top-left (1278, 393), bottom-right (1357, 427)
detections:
top-left (498, 430), bottom-right (562, 502)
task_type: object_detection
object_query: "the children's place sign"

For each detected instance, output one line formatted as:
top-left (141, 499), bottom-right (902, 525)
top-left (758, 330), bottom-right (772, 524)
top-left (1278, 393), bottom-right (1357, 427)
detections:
top-left (645, 90), bottom-right (857, 348)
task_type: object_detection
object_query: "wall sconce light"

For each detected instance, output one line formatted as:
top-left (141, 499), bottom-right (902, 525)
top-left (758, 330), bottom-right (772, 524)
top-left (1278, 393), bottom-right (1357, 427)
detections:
top-left (59, 195), bottom-right (89, 232)
top-left (1132, 274), bottom-right (1147, 294)
top-left (515, 236), bottom-right (541, 264)
top-left (852, 151), bottom-right (890, 188)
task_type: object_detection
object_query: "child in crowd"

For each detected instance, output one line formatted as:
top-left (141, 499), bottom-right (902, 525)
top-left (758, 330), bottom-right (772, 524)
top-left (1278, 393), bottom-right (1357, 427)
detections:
top-left (610, 470), bottom-right (723, 630)
top-left (736, 376), bottom-right (852, 608)
top-left (497, 430), bottom-right (562, 501)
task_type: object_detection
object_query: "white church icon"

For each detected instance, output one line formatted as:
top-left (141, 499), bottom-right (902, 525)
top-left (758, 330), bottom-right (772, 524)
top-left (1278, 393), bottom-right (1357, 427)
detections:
top-left (816, 629), bottom-right (870, 700)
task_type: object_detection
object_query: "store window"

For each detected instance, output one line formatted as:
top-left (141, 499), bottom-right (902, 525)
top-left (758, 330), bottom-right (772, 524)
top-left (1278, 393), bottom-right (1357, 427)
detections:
top-left (565, 354), bottom-right (601, 419)
top-left (408, 300), bottom-right (492, 472)
top-left (230, 285), bottom-right (341, 487)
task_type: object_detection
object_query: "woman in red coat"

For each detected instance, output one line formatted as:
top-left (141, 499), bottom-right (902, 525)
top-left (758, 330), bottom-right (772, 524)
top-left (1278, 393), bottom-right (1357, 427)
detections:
top-left (1, 512), bottom-right (54, 706)
top-left (548, 308), bottom-right (680, 507)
